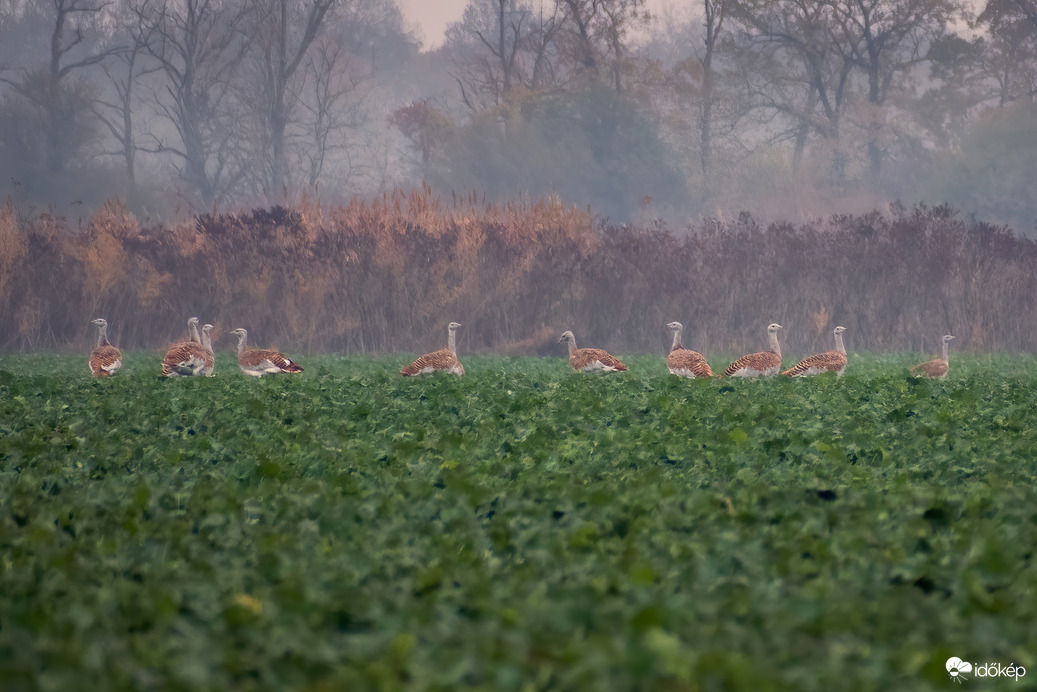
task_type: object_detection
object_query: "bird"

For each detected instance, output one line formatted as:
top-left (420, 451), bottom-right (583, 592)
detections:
top-left (665, 321), bottom-right (713, 378)
top-left (558, 330), bottom-right (627, 372)
top-left (230, 328), bottom-right (303, 377)
top-left (161, 317), bottom-right (209, 377)
top-left (724, 323), bottom-right (783, 377)
top-left (88, 318), bottom-right (122, 377)
top-left (198, 324), bottom-right (216, 377)
top-left (180, 316), bottom-right (201, 344)
top-left (400, 322), bottom-right (465, 376)
top-left (910, 334), bottom-right (955, 379)
top-left (782, 326), bottom-right (848, 377)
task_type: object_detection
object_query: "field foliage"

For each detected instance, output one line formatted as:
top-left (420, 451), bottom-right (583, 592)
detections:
top-left (1, 353), bottom-right (1036, 691)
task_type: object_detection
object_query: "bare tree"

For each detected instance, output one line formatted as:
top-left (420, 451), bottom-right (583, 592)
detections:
top-left (93, 13), bottom-right (162, 209)
top-left (447, 0), bottom-right (533, 109)
top-left (1012, 0), bottom-right (1037, 27)
top-left (823, 0), bottom-right (964, 183)
top-left (728, 0), bottom-right (853, 173)
top-left (0, 0), bottom-right (118, 173)
top-left (699, 0), bottom-right (729, 180)
top-left (968, 0), bottom-right (1037, 105)
top-left (245, 0), bottom-right (338, 202)
top-left (300, 34), bottom-right (370, 189)
top-left (556, 0), bottom-right (648, 92)
top-left (134, 0), bottom-right (252, 207)
top-left (528, 1), bottom-right (564, 88)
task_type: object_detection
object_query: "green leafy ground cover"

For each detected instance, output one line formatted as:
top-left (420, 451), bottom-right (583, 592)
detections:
top-left (0, 352), bottom-right (1035, 691)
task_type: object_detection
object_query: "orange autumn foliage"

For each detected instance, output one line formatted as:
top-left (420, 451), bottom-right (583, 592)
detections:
top-left (0, 192), bottom-right (1035, 356)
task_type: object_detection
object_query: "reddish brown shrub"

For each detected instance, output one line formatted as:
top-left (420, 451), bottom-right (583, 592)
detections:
top-left (2, 192), bottom-right (1035, 355)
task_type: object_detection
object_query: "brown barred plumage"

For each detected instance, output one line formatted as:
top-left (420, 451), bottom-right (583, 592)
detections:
top-left (910, 359), bottom-right (949, 378)
top-left (400, 349), bottom-right (464, 376)
top-left (724, 350), bottom-right (782, 377)
top-left (88, 318), bottom-right (122, 377)
top-left (230, 328), bottom-right (303, 377)
top-left (559, 331), bottom-right (627, 372)
top-left (910, 334), bottom-right (954, 379)
top-left (665, 321), bottom-right (714, 378)
top-left (724, 323), bottom-right (783, 377)
top-left (400, 322), bottom-right (464, 376)
top-left (162, 341), bottom-right (212, 377)
top-left (782, 326), bottom-right (848, 377)
top-left (782, 351), bottom-right (847, 377)
top-left (161, 317), bottom-right (209, 376)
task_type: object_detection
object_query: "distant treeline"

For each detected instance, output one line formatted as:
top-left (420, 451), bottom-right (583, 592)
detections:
top-left (1, 191), bottom-right (1034, 355)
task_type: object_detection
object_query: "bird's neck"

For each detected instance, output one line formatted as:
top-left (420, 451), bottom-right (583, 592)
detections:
top-left (237, 333), bottom-right (248, 355)
top-left (201, 331), bottom-right (212, 353)
top-left (670, 328), bottom-right (682, 352)
top-left (834, 331), bottom-right (845, 355)
top-left (96, 325), bottom-right (108, 348)
top-left (768, 330), bottom-right (781, 358)
top-left (447, 328), bottom-right (456, 354)
top-left (567, 338), bottom-right (577, 356)
top-left (189, 321), bottom-right (200, 343)
top-left (942, 339), bottom-right (949, 362)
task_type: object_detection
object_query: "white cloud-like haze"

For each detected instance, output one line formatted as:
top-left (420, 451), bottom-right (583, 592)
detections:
top-left (398, 0), bottom-right (673, 48)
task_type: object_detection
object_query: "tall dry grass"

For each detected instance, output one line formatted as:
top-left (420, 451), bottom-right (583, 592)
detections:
top-left (1, 192), bottom-right (1035, 356)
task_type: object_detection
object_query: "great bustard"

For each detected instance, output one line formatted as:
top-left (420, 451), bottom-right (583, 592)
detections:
top-left (782, 326), bottom-right (848, 377)
top-left (724, 323), bottom-right (783, 377)
top-left (400, 322), bottom-right (465, 376)
top-left (910, 334), bottom-right (955, 378)
top-left (558, 330), bottom-right (627, 372)
top-left (162, 316), bottom-right (211, 377)
top-left (88, 318), bottom-right (122, 377)
top-left (230, 328), bottom-right (303, 377)
top-left (198, 324), bottom-right (216, 377)
top-left (665, 321), bottom-right (713, 378)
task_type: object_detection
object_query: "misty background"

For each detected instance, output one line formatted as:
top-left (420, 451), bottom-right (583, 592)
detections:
top-left (0, 0), bottom-right (1034, 233)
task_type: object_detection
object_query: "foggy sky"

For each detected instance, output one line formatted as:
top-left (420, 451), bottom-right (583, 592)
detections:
top-left (399, 0), bottom-right (671, 47)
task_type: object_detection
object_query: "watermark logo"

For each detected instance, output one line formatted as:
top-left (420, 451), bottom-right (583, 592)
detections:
top-left (946, 658), bottom-right (972, 683)
top-left (946, 657), bottom-right (1026, 683)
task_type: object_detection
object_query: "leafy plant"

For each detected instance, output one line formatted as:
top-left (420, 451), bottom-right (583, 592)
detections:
top-left (0, 353), bottom-right (1035, 690)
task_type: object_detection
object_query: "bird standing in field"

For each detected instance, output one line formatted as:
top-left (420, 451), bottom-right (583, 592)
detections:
top-left (400, 322), bottom-right (465, 376)
top-left (198, 324), bottom-right (216, 377)
top-left (782, 326), bottom-right (848, 377)
top-left (665, 321), bottom-right (713, 378)
top-left (230, 328), bottom-right (303, 377)
top-left (88, 318), bottom-right (122, 377)
top-left (162, 316), bottom-right (210, 377)
top-left (559, 330), bottom-right (627, 372)
top-left (724, 323), bottom-right (783, 377)
top-left (911, 334), bottom-right (955, 379)
top-left (180, 316), bottom-right (200, 344)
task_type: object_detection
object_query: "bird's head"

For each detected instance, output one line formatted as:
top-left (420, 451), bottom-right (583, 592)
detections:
top-left (666, 321), bottom-right (683, 332)
top-left (90, 318), bottom-right (108, 327)
top-left (558, 330), bottom-right (575, 344)
top-left (834, 326), bottom-right (847, 335)
top-left (768, 323), bottom-right (783, 333)
top-left (448, 322), bottom-right (461, 330)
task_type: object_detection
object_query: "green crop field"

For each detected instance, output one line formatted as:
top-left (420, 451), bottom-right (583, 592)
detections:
top-left (1, 352), bottom-right (1035, 691)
